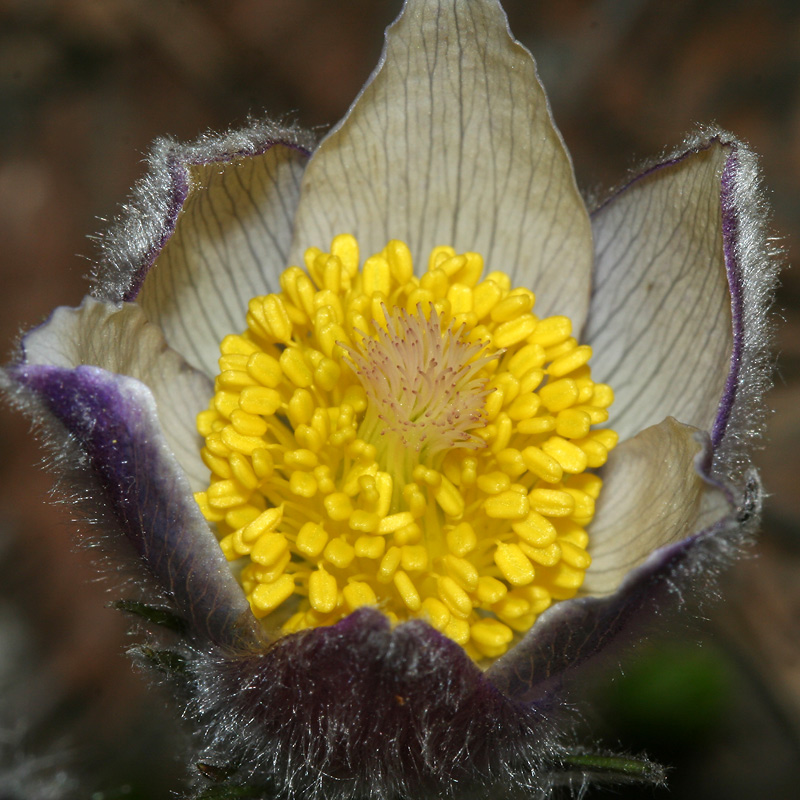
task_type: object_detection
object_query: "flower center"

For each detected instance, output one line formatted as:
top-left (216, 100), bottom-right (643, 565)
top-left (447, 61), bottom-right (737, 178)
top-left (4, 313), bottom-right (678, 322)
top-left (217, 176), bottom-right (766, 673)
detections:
top-left (194, 235), bottom-right (617, 661)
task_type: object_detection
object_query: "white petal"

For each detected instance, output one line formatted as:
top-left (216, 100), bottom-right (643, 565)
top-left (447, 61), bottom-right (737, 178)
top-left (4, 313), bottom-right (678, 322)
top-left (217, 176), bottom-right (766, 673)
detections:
top-left (584, 417), bottom-right (730, 596)
top-left (585, 142), bottom-right (733, 440)
top-left (289, 0), bottom-right (592, 324)
top-left (22, 298), bottom-right (211, 491)
top-left (139, 144), bottom-right (306, 377)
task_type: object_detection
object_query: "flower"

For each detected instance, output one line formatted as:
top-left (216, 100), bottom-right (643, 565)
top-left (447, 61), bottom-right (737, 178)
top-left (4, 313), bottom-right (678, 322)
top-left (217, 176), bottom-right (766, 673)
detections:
top-left (0, 0), bottom-right (779, 798)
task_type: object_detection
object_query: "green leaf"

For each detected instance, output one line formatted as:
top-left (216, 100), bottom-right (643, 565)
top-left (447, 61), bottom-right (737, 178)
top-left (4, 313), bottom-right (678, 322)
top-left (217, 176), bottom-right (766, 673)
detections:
top-left (115, 599), bottom-right (189, 634)
top-left (557, 751), bottom-right (667, 785)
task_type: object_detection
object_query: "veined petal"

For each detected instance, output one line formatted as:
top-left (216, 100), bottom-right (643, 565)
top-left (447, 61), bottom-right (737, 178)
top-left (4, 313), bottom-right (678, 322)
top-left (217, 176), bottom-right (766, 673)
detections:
top-left (4, 365), bottom-right (258, 648)
top-left (93, 124), bottom-right (313, 378)
top-left (487, 418), bottom-right (747, 704)
top-left (290, 0), bottom-right (593, 325)
top-left (20, 297), bottom-right (210, 492)
top-left (584, 417), bottom-right (730, 596)
top-left (584, 140), bottom-right (732, 441)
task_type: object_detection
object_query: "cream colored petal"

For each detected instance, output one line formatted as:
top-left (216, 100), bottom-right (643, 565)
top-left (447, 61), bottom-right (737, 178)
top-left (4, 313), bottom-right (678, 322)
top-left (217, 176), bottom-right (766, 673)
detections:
top-left (585, 142), bottom-right (733, 441)
top-left (584, 417), bottom-right (731, 596)
top-left (22, 298), bottom-right (210, 491)
top-left (140, 145), bottom-right (306, 377)
top-left (290, 0), bottom-right (592, 324)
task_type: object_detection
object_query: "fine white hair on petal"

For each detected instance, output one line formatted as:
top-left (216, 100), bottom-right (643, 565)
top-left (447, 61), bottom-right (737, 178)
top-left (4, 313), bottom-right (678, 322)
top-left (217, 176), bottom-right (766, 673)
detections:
top-left (89, 118), bottom-right (316, 318)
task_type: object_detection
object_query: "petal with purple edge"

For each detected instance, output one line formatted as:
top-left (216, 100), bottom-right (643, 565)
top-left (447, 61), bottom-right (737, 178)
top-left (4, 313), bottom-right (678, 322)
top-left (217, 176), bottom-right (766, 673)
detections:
top-left (100, 133), bottom-right (310, 378)
top-left (289, 0), bottom-right (593, 326)
top-left (487, 418), bottom-right (738, 704)
top-left (584, 141), bottom-right (733, 442)
top-left (9, 364), bottom-right (259, 648)
top-left (584, 417), bottom-right (730, 596)
top-left (21, 297), bottom-right (211, 492)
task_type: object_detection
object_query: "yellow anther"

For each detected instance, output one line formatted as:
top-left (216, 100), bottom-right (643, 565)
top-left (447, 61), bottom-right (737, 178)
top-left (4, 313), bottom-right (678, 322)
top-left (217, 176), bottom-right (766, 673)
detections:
top-left (530, 316), bottom-right (571, 347)
top-left (493, 315), bottom-right (538, 348)
top-left (384, 240), bottom-right (413, 284)
top-left (428, 245), bottom-right (456, 271)
top-left (507, 392), bottom-right (541, 421)
top-left (242, 507), bottom-right (283, 542)
top-left (246, 352), bottom-right (282, 388)
top-left (377, 512), bottom-right (415, 535)
top-left (239, 386), bottom-right (282, 416)
top-left (196, 235), bottom-right (615, 661)
top-left (279, 348), bottom-right (313, 388)
top-left (217, 370), bottom-right (257, 391)
top-left (549, 344), bottom-right (592, 378)
top-left (539, 379), bottom-right (579, 412)
top-left (251, 448), bottom-right (274, 479)
top-left (528, 488), bottom-right (575, 517)
top-left (421, 597), bottom-right (451, 632)
top-left (296, 522), bottom-right (327, 558)
top-left (323, 537), bottom-right (355, 569)
top-left (512, 512), bottom-right (557, 548)
top-left (569, 473), bottom-right (603, 500)
top-left (309, 568), bottom-right (339, 614)
top-left (250, 574), bottom-right (295, 617)
top-left (378, 546), bottom-right (402, 583)
top-left (559, 540), bottom-right (592, 570)
top-left (564, 488), bottom-right (595, 524)
top-left (289, 471), bottom-right (317, 498)
top-left (490, 292), bottom-right (534, 322)
top-left (213, 391), bottom-right (239, 419)
top-left (434, 476), bottom-right (465, 517)
top-left (343, 581), bottom-right (377, 612)
top-left (354, 535), bottom-right (385, 559)
top-left (471, 618), bottom-right (514, 650)
top-left (201, 449), bottom-right (232, 480)
top-left (494, 543), bottom-right (535, 586)
top-left (443, 617), bottom-right (470, 646)
top-left (230, 409), bottom-right (268, 438)
top-left (331, 233), bottom-right (360, 277)
top-left (520, 541), bottom-right (561, 567)
top-left (517, 416), bottom-right (556, 435)
top-left (362, 254), bottom-right (392, 298)
top-left (521, 445), bottom-right (563, 483)
top-left (476, 471), bottom-right (511, 495)
top-left (349, 510), bottom-right (380, 533)
top-left (438, 576), bottom-right (473, 618)
top-left (443, 554), bottom-right (479, 591)
top-left (207, 479), bottom-right (249, 509)
top-left (225, 505), bottom-right (261, 530)
top-left (493, 594), bottom-right (531, 621)
top-left (250, 533), bottom-right (288, 567)
top-left (484, 490), bottom-right (529, 520)
top-left (400, 545), bottom-right (429, 572)
top-left (477, 575), bottom-right (508, 605)
top-left (541, 436), bottom-right (588, 474)
top-left (194, 491), bottom-right (225, 523)
top-left (258, 294), bottom-right (293, 343)
top-left (220, 426), bottom-right (263, 456)
top-left (221, 333), bottom-right (260, 357)
top-left (393, 571), bottom-right (422, 611)
top-left (446, 522), bottom-right (477, 556)
top-left (555, 408), bottom-right (592, 439)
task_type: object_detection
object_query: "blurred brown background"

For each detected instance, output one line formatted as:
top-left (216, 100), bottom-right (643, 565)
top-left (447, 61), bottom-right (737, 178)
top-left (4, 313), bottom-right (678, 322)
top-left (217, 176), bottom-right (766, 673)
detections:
top-left (0, 1), bottom-right (798, 797)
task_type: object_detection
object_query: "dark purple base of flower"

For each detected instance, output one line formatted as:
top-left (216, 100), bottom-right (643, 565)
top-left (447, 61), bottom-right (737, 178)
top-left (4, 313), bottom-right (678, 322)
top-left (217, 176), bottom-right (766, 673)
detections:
top-left (191, 608), bottom-right (556, 800)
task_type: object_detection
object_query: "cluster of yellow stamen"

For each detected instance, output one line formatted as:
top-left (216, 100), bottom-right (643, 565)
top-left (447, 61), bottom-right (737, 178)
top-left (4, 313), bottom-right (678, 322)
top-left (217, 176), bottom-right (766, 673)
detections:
top-left (194, 235), bottom-right (616, 661)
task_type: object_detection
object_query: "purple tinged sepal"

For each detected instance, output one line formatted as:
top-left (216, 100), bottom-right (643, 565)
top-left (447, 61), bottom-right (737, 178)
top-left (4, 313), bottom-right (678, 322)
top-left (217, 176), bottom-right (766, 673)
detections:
top-left (3, 363), bottom-right (261, 649)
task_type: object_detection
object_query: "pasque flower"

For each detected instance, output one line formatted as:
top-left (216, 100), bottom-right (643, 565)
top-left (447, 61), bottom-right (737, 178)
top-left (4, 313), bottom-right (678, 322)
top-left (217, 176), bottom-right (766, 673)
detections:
top-left (1, 0), bottom-right (779, 797)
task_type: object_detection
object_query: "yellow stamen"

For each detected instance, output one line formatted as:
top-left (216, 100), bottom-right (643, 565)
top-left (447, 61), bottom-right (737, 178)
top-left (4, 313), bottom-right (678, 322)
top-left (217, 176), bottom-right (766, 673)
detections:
top-left (194, 235), bottom-right (617, 661)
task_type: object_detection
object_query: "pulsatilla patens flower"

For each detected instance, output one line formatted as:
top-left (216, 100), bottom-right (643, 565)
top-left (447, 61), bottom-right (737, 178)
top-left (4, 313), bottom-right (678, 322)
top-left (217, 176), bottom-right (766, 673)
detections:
top-left (1, 0), bottom-right (779, 798)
